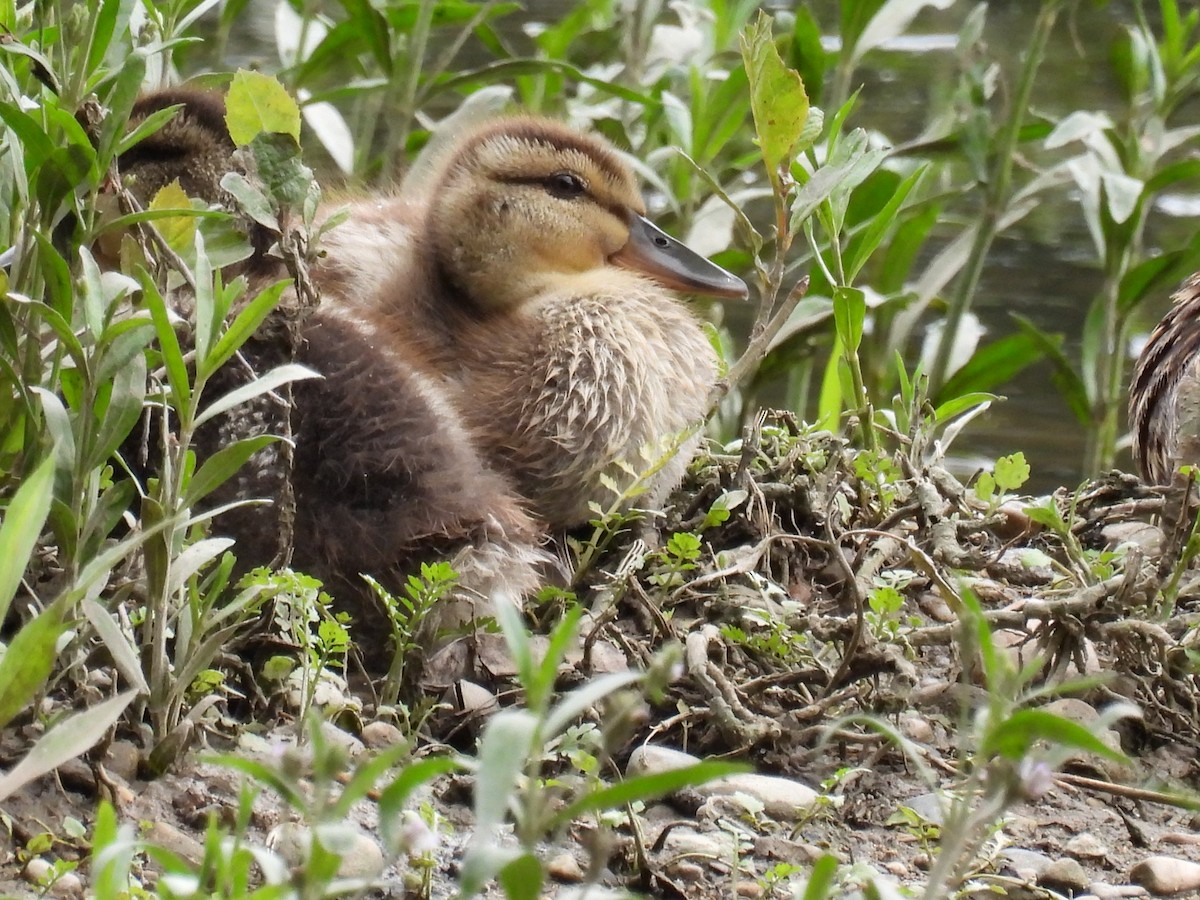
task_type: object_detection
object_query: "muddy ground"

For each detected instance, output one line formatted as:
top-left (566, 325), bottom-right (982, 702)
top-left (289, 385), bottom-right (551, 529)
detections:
top-left (3, 415), bottom-right (1200, 899)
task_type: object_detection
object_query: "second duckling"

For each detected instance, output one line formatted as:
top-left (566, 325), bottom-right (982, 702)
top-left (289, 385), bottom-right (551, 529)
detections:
top-left (320, 117), bottom-right (748, 529)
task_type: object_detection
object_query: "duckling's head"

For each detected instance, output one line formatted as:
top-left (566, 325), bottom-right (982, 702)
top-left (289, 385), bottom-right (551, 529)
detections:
top-left (424, 118), bottom-right (747, 312)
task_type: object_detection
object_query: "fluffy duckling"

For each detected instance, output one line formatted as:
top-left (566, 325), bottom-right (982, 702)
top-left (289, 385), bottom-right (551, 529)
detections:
top-left (112, 92), bottom-right (547, 654)
top-left (321, 118), bottom-right (748, 528)
top-left (1130, 272), bottom-right (1200, 484)
top-left (118, 89), bottom-right (237, 203)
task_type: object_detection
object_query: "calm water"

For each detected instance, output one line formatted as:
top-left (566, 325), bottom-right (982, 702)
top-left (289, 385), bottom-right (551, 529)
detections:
top-left (220, 1), bottom-right (1199, 490)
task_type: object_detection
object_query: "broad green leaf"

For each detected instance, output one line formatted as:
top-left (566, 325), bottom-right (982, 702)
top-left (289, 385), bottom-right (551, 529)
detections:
top-left (816, 335), bottom-right (844, 430)
top-left (554, 760), bottom-right (747, 826)
top-left (0, 689), bottom-right (138, 800)
top-left (497, 853), bottom-right (542, 900)
top-left (0, 606), bottom-right (67, 731)
top-left (932, 391), bottom-right (997, 423)
top-left (185, 434), bottom-right (278, 506)
top-left (994, 452), bottom-right (1030, 492)
top-left (833, 287), bottom-right (866, 353)
top-left (542, 671), bottom-right (642, 740)
top-left (82, 599), bottom-right (149, 694)
top-left (1011, 315), bottom-right (1090, 426)
top-left (741, 12), bottom-right (809, 176)
top-left (935, 332), bottom-right (1046, 405)
top-left (0, 453), bottom-right (55, 622)
top-left (225, 70), bottom-right (301, 146)
top-left (89, 351), bottom-right (147, 472)
top-left (802, 853), bottom-right (840, 900)
top-left (218, 171), bottom-right (279, 232)
top-left (473, 709), bottom-right (537, 832)
top-left (249, 132), bottom-right (314, 209)
top-left (168, 538), bottom-right (236, 595)
top-left (982, 709), bottom-right (1127, 763)
top-left (148, 181), bottom-right (197, 254)
top-left (846, 166), bottom-right (925, 282)
top-left (193, 363), bottom-right (319, 428)
top-left (140, 272), bottom-right (191, 414)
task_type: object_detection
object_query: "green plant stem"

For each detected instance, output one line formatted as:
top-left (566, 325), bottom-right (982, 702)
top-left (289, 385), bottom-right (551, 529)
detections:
top-left (929, 0), bottom-right (1061, 393)
top-left (383, 0), bottom-right (435, 175)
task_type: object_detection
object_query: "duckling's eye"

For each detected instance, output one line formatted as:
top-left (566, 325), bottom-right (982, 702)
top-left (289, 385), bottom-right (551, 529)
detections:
top-left (544, 172), bottom-right (587, 199)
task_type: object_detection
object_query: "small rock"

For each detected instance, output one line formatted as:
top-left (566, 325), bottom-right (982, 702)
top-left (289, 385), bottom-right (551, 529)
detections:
top-left (23, 861), bottom-right (83, 899)
top-left (1066, 833), bottom-right (1109, 860)
top-left (736, 882), bottom-right (764, 897)
top-left (994, 500), bottom-right (1038, 540)
top-left (584, 639), bottom-right (629, 674)
top-left (901, 793), bottom-right (946, 828)
top-left (1130, 855), bottom-right (1200, 895)
top-left (695, 773), bottom-right (819, 822)
top-left (103, 740), bottom-right (140, 782)
top-left (1001, 848), bottom-right (1053, 881)
top-left (661, 827), bottom-right (735, 860)
top-left (267, 822), bottom-right (384, 879)
top-left (1089, 883), bottom-right (1148, 899)
top-left (23, 858), bottom-right (52, 885)
top-left (547, 852), bottom-right (585, 883)
top-left (884, 861), bottom-right (908, 877)
top-left (797, 843), bottom-right (827, 864)
top-left (446, 680), bottom-right (500, 724)
top-left (50, 872), bottom-right (82, 898)
top-left (144, 822), bottom-right (205, 866)
top-left (899, 713), bottom-right (933, 743)
top-left (361, 720), bottom-right (405, 750)
top-left (626, 745), bottom-right (700, 777)
top-left (1039, 857), bottom-right (1090, 893)
top-left (317, 720), bottom-right (366, 759)
top-left (666, 860), bottom-right (706, 882)
top-left (1160, 832), bottom-right (1200, 847)
top-left (1102, 521), bottom-right (1163, 556)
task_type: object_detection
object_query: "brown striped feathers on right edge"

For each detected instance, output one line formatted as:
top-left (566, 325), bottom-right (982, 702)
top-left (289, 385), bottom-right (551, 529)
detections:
top-left (1130, 271), bottom-right (1200, 484)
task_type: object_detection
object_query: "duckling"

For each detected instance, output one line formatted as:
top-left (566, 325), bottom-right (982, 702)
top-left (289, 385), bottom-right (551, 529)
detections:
top-left (1130, 272), bottom-right (1200, 484)
top-left (111, 92), bottom-right (548, 657)
top-left (118, 89), bottom-right (237, 203)
top-left (321, 118), bottom-right (748, 529)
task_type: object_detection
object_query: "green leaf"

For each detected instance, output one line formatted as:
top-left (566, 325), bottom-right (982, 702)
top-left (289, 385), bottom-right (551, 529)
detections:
top-left (89, 351), bottom-right (146, 472)
top-left (1011, 315), bottom-right (1090, 426)
top-left (147, 181), bottom-right (197, 253)
top-left (193, 363), bottom-right (320, 429)
top-left (982, 709), bottom-right (1127, 763)
top-left (973, 471), bottom-right (996, 505)
top-left (935, 331), bottom-right (1046, 404)
top-left (833, 287), bottom-right (866, 353)
top-left (200, 282), bottom-right (289, 381)
top-left (497, 853), bottom-right (543, 900)
top-left (82, 598), bottom-right (149, 695)
top-left (741, 11), bottom-right (810, 176)
top-left (554, 760), bottom-right (747, 827)
top-left (802, 853), bottom-right (840, 900)
top-left (473, 710), bottom-right (537, 832)
top-left (0, 605), bottom-right (67, 731)
top-left (846, 166), bottom-right (925, 283)
top-left (139, 272), bottom-right (191, 415)
top-left (0, 453), bottom-right (55, 623)
top-left (994, 452), bottom-right (1030, 492)
top-left (0, 689), bottom-right (138, 800)
top-left (185, 434), bottom-right (278, 507)
top-left (542, 671), bottom-right (642, 740)
top-left (224, 70), bottom-right (301, 146)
